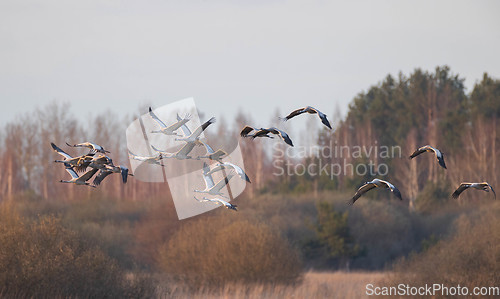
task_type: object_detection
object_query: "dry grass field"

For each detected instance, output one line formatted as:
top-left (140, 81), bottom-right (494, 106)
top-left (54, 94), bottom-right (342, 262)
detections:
top-left (160, 271), bottom-right (385, 299)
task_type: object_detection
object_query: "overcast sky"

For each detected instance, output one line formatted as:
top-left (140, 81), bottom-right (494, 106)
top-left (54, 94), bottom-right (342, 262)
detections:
top-left (1, 0), bottom-right (499, 130)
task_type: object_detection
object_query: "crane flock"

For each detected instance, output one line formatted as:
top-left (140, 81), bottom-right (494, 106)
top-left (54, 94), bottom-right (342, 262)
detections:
top-left (51, 105), bottom-right (495, 213)
top-left (146, 109), bottom-right (248, 210)
top-left (347, 143), bottom-right (496, 204)
top-left (52, 142), bottom-right (132, 188)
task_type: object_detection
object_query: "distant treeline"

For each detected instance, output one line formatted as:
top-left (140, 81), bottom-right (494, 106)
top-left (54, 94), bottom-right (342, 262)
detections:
top-left (0, 66), bottom-right (499, 210)
top-left (1, 66), bottom-right (499, 207)
top-left (269, 66), bottom-right (500, 212)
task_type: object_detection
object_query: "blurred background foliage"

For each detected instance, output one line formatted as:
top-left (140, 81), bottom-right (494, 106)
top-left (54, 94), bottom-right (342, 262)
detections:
top-left (0, 66), bottom-right (499, 296)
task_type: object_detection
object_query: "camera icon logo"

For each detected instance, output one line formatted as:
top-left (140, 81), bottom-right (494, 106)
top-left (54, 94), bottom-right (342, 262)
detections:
top-left (126, 98), bottom-right (247, 219)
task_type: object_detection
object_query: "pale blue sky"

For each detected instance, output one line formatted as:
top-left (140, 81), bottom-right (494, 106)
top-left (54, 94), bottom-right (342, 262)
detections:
top-left (1, 0), bottom-right (499, 130)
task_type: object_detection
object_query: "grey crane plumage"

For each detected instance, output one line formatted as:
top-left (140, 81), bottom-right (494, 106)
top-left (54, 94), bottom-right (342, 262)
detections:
top-left (92, 164), bottom-right (132, 186)
top-left (280, 106), bottom-right (332, 129)
top-left (176, 114), bottom-right (226, 161)
top-left (73, 153), bottom-right (113, 173)
top-left (348, 178), bottom-right (403, 205)
top-left (150, 142), bottom-right (201, 160)
top-left (59, 163), bottom-right (99, 187)
top-left (175, 117), bottom-right (216, 143)
top-left (194, 162), bottom-right (235, 198)
top-left (66, 141), bottom-right (110, 154)
top-left (206, 162), bottom-right (251, 183)
top-left (128, 149), bottom-right (164, 166)
top-left (194, 196), bottom-right (237, 211)
top-left (51, 142), bottom-right (93, 167)
top-left (197, 142), bottom-right (227, 162)
top-left (451, 182), bottom-right (496, 199)
top-left (148, 107), bottom-right (191, 136)
top-left (240, 126), bottom-right (293, 147)
top-left (409, 145), bottom-right (447, 169)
